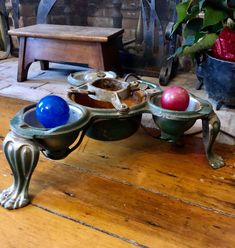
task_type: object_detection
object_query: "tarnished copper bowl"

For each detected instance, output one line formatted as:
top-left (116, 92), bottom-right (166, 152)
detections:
top-left (67, 78), bottom-right (156, 141)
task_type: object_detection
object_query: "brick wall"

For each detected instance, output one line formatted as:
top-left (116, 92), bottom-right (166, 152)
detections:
top-left (11, 0), bottom-right (140, 41)
top-left (6, 0), bottom-right (179, 75)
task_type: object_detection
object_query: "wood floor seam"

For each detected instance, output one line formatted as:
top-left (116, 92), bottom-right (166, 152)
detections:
top-left (31, 203), bottom-right (148, 248)
top-left (54, 160), bottom-right (235, 219)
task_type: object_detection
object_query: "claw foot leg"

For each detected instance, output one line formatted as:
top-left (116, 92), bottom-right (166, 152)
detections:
top-left (202, 112), bottom-right (224, 169)
top-left (0, 132), bottom-right (39, 209)
top-left (0, 185), bottom-right (14, 201)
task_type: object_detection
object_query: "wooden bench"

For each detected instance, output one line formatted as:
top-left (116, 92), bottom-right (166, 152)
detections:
top-left (8, 24), bottom-right (124, 82)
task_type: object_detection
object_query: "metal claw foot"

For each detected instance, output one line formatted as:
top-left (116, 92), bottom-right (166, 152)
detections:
top-left (0, 132), bottom-right (39, 209)
top-left (205, 152), bottom-right (224, 169)
top-left (202, 112), bottom-right (224, 169)
top-left (0, 186), bottom-right (29, 209)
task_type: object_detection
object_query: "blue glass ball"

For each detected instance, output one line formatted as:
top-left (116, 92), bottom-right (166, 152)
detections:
top-left (36, 95), bottom-right (70, 128)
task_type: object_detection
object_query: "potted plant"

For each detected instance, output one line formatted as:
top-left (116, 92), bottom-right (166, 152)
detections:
top-left (173, 0), bottom-right (235, 110)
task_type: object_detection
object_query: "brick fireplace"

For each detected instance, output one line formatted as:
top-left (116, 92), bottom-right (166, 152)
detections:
top-left (7, 0), bottom-right (178, 77)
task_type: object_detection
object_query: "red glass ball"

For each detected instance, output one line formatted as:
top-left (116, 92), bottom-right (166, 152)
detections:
top-left (160, 86), bottom-right (189, 111)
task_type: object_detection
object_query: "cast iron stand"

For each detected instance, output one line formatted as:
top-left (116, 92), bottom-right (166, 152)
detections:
top-left (0, 112), bottom-right (223, 210)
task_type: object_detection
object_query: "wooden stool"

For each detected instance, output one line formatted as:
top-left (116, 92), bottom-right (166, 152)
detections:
top-left (8, 24), bottom-right (124, 82)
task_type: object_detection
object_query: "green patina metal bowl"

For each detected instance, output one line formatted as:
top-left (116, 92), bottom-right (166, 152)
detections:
top-left (10, 104), bottom-right (89, 159)
top-left (148, 92), bottom-right (212, 142)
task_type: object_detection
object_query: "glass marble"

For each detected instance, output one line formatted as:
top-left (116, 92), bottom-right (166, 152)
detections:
top-left (36, 95), bottom-right (70, 128)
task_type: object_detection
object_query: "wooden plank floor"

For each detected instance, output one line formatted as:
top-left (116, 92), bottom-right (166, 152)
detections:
top-left (0, 96), bottom-right (235, 248)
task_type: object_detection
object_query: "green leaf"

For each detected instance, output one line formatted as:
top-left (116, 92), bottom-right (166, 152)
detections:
top-left (209, 21), bottom-right (224, 33)
top-left (183, 18), bottom-right (204, 37)
top-left (173, 2), bottom-right (192, 33)
top-left (188, 4), bottom-right (200, 20)
top-left (182, 33), bottom-right (218, 55)
top-left (203, 5), bottom-right (228, 28)
top-left (195, 32), bottom-right (206, 42)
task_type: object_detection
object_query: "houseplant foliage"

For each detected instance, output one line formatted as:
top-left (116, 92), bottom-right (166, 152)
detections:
top-left (173, 0), bottom-right (235, 57)
top-left (172, 0), bottom-right (235, 110)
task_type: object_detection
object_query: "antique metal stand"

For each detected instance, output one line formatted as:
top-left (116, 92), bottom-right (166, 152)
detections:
top-left (0, 77), bottom-right (224, 210)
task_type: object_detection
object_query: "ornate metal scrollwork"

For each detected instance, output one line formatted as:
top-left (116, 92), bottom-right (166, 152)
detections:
top-left (36, 0), bottom-right (57, 24)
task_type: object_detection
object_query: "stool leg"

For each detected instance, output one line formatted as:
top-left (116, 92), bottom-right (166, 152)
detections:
top-left (17, 37), bottom-right (34, 82)
top-left (101, 42), bottom-right (122, 75)
top-left (88, 44), bottom-right (105, 71)
top-left (0, 132), bottom-right (39, 209)
top-left (88, 43), bottom-right (121, 75)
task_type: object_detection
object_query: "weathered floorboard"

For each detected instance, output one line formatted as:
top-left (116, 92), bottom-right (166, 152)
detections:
top-left (0, 204), bottom-right (132, 248)
top-left (63, 133), bottom-right (235, 216)
top-left (1, 151), bottom-right (235, 248)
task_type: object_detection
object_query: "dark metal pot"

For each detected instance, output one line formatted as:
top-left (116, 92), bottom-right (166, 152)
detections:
top-left (67, 78), bottom-right (159, 141)
top-left (85, 116), bottom-right (142, 141)
top-left (196, 53), bottom-right (235, 110)
top-left (67, 91), bottom-right (145, 141)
